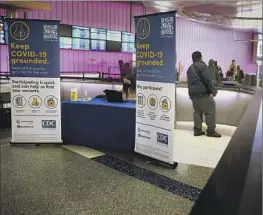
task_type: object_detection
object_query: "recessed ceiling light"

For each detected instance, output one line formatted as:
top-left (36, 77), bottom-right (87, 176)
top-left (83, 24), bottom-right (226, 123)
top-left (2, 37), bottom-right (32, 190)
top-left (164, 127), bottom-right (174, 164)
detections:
top-left (154, 1), bottom-right (173, 7)
top-left (155, 5), bottom-right (169, 11)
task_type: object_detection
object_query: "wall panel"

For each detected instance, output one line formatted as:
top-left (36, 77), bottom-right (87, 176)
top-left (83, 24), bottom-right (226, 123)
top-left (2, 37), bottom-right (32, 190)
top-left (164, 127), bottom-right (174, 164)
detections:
top-left (0, 1), bottom-right (257, 76)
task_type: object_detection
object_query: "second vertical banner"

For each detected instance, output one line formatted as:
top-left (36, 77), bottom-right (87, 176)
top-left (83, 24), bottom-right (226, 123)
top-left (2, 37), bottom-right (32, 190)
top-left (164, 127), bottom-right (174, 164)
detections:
top-left (134, 12), bottom-right (176, 165)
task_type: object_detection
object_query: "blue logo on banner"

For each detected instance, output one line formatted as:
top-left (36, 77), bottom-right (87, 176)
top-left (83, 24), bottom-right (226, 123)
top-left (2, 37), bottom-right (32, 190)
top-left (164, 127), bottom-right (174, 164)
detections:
top-left (134, 12), bottom-right (176, 83)
top-left (7, 19), bottom-right (60, 78)
top-left (42, 120), bottom-right (56, 128)
top-left (157, 132), bottom-right (168, 145)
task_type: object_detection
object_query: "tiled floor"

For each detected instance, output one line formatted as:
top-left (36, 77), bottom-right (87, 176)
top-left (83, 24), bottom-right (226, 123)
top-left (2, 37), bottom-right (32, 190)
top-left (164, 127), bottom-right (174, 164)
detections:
top-left (0, 129), bottom-right (217, 215)
top-left (174, 129), bottom-right (231, 168)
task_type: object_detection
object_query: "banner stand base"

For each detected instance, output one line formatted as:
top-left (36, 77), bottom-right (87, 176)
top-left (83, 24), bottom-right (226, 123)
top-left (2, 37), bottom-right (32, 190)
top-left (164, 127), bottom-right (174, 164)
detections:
top-left (145, 158), bottom-right (178, 169)
top-left (10, 140), bottom-right (63, 147)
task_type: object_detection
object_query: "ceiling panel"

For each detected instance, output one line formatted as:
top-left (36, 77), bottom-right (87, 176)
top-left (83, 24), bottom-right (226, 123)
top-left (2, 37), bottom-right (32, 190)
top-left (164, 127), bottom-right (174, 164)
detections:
top-left (142, 0), bottom-right (262, 31)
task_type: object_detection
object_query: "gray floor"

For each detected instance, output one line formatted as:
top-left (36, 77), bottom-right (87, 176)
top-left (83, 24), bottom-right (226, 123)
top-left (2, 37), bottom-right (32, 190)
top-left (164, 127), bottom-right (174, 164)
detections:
top-left (0, 130), bottom-right (212, 215)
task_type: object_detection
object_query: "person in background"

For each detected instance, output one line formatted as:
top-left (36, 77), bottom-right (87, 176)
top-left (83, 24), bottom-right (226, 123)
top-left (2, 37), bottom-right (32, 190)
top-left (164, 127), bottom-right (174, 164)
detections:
top-left (218, 67), bottom-right (224, 78)
top-left (208, 59), bottom-right (221, 85)
top-left (214, 61), bottom-right (218, 70)
top-left (230, 60), bottom-right (238, 79)
top-left (237, 65), bottom-right (245, 84)
top-left (214, 61), bottom-right (224, 78)
top-left (122, 71), bottom-right (136, 99)
top-left (226, 65), bottom-right (234, 77)
top-left (230, 60), bottom-right (236, 69)
top-left (119, 60), bottom-right (133, 98)
top-left (187, 51), bottom-right (221, 138)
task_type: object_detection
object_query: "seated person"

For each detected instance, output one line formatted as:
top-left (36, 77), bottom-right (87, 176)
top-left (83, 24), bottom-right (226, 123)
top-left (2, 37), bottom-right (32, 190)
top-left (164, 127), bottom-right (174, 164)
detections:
top-left (226, 66), bottom-right (234, 77)
top-left (122, 72), bottom-right (136, 100)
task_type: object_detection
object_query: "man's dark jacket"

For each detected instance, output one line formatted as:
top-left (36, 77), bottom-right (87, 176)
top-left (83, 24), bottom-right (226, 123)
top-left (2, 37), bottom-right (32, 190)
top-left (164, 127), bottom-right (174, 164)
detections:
top-left (187, 61), bottom-right (217, 98)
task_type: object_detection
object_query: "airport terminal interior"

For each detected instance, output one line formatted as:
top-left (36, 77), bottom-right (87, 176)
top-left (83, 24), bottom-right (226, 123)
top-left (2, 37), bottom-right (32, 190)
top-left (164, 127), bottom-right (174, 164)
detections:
top-left (0, 1), bottom-right (262, 215)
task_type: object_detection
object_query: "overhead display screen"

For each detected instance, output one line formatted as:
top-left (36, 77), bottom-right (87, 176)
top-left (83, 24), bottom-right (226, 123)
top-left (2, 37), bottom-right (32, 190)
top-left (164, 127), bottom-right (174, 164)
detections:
top-left (60, 37), bottom-right (72, 49)
top-left (0, 17), bottom-right (7, 44)
top-left (60, 24), bottom-right (72, 37)
top-left (0, 18), bottom-right (4, 44)
top-left (72, 38), bottom-right (90, 50)
top-left (72, 26), bottom-right (90, 39)
top-left (122, 42), bottom-right (135, 53)
top-left (107, 30), bottom-right (121, 41)
top-left (91, 40), bottom-right (106, 51)
top-left (90, 28), bottom-right (106, 40)
top-left (122, 32), bottom-right (135, 43)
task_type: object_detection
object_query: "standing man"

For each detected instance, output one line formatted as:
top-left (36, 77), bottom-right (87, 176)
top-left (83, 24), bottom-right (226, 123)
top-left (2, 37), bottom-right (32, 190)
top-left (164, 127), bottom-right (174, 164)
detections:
top-left (187, 51), bottom-right (221, 138)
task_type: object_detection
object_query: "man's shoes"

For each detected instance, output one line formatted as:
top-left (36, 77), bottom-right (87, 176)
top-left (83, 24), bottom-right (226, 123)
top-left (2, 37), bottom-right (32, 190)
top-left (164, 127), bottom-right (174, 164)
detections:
top-left (207, 131), bottom-right (222, 138)
top-left (194, 131), bottom-right (205, 136)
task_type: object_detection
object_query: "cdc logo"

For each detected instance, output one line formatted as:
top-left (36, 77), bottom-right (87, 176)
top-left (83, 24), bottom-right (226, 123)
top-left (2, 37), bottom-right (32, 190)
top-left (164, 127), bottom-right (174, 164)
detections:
top-left (157, 132), bottom-right (168, 145)
top-left (42, 120), bottom-right (56, 128)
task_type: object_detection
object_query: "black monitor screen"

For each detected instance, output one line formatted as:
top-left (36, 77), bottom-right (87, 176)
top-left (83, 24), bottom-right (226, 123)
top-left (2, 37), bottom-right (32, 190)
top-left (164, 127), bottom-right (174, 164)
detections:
top-left (107, 30), bottom-right (121, 42)
top-left (122, 32), bottom-right (135, 43)
top-left (72, 38), bottom-right (90, 50)
top-left (72, 26), bottom-right (90, 39)
top-left (91, 40), bottom-right (106, 51)
top-left (90, 28), bottom-right (106, 40)
top-left (60, 24), bottom-right (72, 37)
top-left (106, 41), bottom-right (121, 52)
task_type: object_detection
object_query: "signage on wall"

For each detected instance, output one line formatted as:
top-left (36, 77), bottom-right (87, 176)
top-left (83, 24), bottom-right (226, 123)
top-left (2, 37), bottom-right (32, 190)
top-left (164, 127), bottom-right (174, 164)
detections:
top-left (7, 19), bottom-right (62, 144)
top-left (134, 12), bottom-right (176, 165)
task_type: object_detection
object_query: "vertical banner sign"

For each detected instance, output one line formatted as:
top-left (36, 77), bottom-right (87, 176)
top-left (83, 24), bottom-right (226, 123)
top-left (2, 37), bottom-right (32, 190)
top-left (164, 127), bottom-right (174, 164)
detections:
top-left (7, 19), bottom-right (62, 143)
top-left (134, 12), bottom-right (176, 164)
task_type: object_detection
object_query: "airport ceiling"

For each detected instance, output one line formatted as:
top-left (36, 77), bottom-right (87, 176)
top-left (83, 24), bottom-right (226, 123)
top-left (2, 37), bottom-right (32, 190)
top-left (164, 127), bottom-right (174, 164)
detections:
top-left (140, 0), bottom-right (262, 32)
top-left (0, 1), bottom-right (262, 32)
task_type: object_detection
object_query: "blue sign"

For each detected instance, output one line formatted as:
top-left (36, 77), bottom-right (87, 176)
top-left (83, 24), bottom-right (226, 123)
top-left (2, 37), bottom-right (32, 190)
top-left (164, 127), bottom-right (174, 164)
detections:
top-left (134, 12), bottom-right (176, 83)
top-left (7, 19), bottom-right (60, 78)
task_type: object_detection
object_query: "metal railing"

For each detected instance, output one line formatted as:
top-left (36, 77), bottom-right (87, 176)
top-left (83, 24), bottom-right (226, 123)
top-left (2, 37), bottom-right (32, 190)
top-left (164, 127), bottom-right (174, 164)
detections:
top-left (0, 71), bottom-right (122, 82)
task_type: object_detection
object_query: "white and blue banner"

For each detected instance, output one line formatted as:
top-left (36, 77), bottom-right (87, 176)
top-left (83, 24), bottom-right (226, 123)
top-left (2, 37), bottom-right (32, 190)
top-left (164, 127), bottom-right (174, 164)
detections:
top-left (134, 12), bottom-right (176, 164)
top-left (7, 19), bottom-right (62, 143)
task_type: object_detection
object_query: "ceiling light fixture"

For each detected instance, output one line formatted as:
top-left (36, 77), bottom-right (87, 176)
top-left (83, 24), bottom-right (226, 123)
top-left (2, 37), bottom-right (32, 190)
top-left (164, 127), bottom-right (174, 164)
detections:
top-left (154, 1), bottom-right (173, 7)
top-left (155, 5), bottom-right (169, 11)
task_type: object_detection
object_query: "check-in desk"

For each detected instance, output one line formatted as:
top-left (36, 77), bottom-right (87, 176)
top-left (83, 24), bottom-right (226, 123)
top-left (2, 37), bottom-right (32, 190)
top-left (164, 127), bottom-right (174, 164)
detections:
top-left (61, 80), bottom-right (255, 128)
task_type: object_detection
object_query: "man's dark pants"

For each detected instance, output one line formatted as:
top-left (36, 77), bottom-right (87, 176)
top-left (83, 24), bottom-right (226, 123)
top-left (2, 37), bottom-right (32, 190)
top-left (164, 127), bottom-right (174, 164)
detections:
top-left (190, 95), bottom-right (216, 133)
